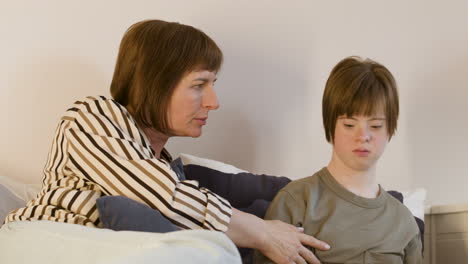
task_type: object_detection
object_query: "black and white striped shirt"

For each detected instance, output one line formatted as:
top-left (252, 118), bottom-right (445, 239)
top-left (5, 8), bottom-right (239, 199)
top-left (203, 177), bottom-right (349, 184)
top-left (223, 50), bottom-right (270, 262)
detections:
top-left (6, 96), bottom-right (232, 231)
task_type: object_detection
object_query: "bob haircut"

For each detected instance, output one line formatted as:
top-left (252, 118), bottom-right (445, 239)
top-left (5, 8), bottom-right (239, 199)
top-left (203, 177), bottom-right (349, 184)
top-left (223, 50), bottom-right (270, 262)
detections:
top-left (322, 56), bottom-right (399, 143)
top-left (110, 19), bottom-right (223, 134)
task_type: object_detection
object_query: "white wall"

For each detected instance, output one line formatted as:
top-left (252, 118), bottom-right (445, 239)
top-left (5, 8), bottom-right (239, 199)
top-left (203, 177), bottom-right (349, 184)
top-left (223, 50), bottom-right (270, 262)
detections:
top-left (1, 0), bottom-right (467, 206)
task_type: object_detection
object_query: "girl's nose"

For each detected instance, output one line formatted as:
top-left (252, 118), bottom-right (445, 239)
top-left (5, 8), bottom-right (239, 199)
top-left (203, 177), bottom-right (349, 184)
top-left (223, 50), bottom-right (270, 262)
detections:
top-left (357, 126), bottom-right (371, 142)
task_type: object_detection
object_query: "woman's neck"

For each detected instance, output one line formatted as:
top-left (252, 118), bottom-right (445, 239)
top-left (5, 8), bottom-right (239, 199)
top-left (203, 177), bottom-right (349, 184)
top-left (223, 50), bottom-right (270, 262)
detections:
top-left (327, 155), bottom-right (380, 198)
top-left (126, 105), bottom-right (169, 158)
top-left (142, 127), bottom-right (169, 159)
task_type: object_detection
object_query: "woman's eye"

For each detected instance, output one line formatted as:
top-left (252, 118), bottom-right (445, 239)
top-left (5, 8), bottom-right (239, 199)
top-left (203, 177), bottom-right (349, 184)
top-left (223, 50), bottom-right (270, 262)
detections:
top-left (344, 124), bottom-right (354, 128)
top-left (371, 125), bottom-right (383, 129)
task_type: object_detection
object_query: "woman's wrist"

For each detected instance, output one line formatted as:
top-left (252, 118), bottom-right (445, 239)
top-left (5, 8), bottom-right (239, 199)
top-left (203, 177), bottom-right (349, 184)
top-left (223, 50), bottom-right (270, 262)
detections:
top-left (225, 208), bottom-right (267, 249)
top-left (248, 215), bottom-right (269, 250)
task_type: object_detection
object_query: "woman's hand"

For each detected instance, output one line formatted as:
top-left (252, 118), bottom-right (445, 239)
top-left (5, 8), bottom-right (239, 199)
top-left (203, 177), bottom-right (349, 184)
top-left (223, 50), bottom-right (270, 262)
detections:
top-left (257, 220), bottom-right (329, 264)
top-left (225, 209), bottom-right (330, 264)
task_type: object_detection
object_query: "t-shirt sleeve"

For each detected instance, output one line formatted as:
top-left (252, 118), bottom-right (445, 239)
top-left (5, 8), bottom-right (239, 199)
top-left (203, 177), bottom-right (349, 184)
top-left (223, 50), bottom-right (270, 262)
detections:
top-left (264, 189), bottom-right (306, 225)
top-left (64, 96), bottom-right (232, 231)
top-left (404, 233), bottom-right (423, 264)
top-left (254, 189), bottom-right (306, 264)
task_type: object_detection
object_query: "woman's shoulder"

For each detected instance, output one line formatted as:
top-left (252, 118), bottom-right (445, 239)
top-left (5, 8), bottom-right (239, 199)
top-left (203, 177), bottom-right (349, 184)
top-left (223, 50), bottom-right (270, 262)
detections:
top-left (62, 95), bottom-right (129, 121)
top-left (60, 95), bottom-right (141, 138)
top-left (67, 95), bottom-right (122, 112)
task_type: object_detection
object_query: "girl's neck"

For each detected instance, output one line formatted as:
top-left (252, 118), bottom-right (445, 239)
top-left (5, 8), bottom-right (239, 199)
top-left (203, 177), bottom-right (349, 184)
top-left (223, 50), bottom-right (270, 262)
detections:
top-left (327, 155), bottom-right (380, 199)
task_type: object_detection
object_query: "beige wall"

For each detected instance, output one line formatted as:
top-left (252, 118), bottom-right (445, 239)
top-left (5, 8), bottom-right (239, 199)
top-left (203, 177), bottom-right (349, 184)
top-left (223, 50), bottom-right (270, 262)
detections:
top-left (1, 0), bottom-right (467, 206)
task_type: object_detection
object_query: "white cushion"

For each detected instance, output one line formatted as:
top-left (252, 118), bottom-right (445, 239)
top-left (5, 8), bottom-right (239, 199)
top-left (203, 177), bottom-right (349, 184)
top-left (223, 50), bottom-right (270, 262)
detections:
top-left (401, 188), bottom-right (427, 220)
top-left (179, 153), bottom-right (246, 174)
top-left (0, 183), bottom-right (24, 225)
top-left (0, 176), bottom-right (41, 226)
top-left (0, 220), bottom-right (241, 264)
top-left (0, 176), bottom-right (41, 202)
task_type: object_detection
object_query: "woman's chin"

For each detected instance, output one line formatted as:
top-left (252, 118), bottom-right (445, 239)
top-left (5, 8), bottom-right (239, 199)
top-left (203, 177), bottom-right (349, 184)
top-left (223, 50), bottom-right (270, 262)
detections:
top-left (172, 127), bottom-right (203, 138)
top-left (188, 129), bottom-right (203, 138)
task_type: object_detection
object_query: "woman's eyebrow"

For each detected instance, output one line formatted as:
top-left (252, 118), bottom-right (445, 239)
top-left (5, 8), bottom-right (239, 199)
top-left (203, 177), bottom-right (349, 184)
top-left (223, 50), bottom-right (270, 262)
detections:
top-left (193, 77), bottom-right (217, 82)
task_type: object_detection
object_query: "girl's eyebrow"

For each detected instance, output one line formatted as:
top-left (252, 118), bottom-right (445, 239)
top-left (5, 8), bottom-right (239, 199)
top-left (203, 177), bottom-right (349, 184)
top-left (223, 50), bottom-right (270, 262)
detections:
top-left (337, 117), bottom-right (386, 121)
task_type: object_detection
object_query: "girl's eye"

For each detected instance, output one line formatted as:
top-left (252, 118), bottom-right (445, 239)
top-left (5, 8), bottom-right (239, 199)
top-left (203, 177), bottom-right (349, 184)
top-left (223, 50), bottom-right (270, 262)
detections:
top-left (344, 124), bottom-right (354, 128)
top-left (371, 125), bottom-right (383, 129)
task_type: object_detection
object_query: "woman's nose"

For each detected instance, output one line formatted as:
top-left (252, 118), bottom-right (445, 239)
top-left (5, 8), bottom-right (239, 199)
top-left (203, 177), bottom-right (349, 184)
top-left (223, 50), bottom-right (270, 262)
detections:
top-left (203, 85), bottom-right (220, 110)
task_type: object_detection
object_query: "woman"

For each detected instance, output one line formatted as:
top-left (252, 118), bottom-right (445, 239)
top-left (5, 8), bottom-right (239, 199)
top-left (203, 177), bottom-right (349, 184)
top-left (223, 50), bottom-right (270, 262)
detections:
top-left (5, 19), bottom-right (329, 264)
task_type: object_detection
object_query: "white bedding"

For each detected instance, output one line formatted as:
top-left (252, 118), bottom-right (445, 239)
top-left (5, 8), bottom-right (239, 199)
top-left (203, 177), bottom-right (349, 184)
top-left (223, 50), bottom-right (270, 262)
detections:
top-left (0, 221), bottom-right (241, 264)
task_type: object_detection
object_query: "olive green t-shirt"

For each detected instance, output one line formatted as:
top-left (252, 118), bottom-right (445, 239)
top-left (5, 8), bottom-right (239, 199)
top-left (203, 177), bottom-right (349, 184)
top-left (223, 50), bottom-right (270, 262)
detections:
top-left (254, 168), bottom-right (422, 264)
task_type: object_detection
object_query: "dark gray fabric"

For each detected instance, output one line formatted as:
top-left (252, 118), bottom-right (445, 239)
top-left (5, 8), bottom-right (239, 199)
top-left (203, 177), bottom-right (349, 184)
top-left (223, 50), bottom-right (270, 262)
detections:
top-left (183, 164), bottom-right (290, 210)
top-left (388, 190), bottom-right (425, 252)
top-left (388, 190), bottom-right (404, 203)
top-left (0, 184), bottom-right (25, 226)
top-left (94, 158), bottom-right (186, 233)
top-left (96, 196), bottom-right (179, 233)
top-left (170, 157), bottom-right (186, 180)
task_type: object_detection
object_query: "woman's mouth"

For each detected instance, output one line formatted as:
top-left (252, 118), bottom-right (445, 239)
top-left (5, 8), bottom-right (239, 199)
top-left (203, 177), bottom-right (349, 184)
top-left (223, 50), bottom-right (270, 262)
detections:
top-left (194, 118), bottom-right (207, 125)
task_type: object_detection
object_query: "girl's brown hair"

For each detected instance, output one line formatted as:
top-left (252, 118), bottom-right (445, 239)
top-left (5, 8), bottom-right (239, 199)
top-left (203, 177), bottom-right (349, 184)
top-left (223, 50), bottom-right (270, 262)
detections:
top-left (322, 56), bottom-right (399, 142)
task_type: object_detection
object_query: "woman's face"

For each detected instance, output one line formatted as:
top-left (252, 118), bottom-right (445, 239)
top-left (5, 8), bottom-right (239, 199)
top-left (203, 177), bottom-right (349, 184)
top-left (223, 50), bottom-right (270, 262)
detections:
top-left (167, 70), bottom-right (219, 138)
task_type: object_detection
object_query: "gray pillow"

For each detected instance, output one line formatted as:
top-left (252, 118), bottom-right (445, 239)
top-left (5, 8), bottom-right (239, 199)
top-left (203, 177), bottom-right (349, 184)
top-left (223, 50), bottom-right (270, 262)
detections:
top-left (94, 159), bottom-right (186, 233)
top-left (96, 196), bottom-right (179, 233)
top-left (0, 184), bottom-right (25, 226)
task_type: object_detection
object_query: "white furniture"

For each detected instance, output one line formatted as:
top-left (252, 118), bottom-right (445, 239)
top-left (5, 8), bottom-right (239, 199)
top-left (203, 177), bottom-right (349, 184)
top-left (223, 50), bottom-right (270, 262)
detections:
top-left (0, 220), bottom-right (241, 264)
top-left (0, 175), bottom-right (242, 264)
top-left (424, 203), bottom-right (468, 264)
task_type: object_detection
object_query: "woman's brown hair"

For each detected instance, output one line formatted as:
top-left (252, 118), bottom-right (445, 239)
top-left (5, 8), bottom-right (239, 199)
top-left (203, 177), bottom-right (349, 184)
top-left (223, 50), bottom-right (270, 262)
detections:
top-left (322, 56), bottom-right (399, 142)
top-left (110, 19), bottom-right (223, 134)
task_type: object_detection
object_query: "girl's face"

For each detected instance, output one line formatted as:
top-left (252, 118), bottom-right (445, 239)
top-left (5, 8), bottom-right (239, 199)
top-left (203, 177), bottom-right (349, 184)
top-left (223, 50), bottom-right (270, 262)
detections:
top-left (167, 70), bottom-right (219, 138)
top-left (331, 112), bottom-right (389, 172)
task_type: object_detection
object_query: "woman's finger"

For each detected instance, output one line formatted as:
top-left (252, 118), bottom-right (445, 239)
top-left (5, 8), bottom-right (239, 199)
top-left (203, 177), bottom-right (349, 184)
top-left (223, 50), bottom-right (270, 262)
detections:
top-left (294, 255), bottom-right (307, 264)
top-left (299, 246), bottom-right (321, 264)
top-left (299, 232), bottom-right (330, 251)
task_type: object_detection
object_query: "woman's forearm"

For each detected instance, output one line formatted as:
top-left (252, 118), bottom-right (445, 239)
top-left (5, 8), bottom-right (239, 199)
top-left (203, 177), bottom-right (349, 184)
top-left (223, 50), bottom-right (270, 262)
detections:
top-left (225, 208), bottom-right (266, 249)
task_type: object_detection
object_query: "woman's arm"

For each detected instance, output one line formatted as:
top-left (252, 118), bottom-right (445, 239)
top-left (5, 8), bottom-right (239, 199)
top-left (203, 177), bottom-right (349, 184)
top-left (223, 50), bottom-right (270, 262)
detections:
top-left (183, 164), bottom-right (291, 209)
top-left (226, 208), bottom-right (329, 264)
top-left (64, 96), bottom-right (232, 230)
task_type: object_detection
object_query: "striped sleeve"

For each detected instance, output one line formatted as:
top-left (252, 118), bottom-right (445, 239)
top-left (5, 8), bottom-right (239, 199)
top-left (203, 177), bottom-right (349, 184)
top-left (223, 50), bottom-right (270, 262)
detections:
top-left (64, 96), bottom-right (232, 231)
